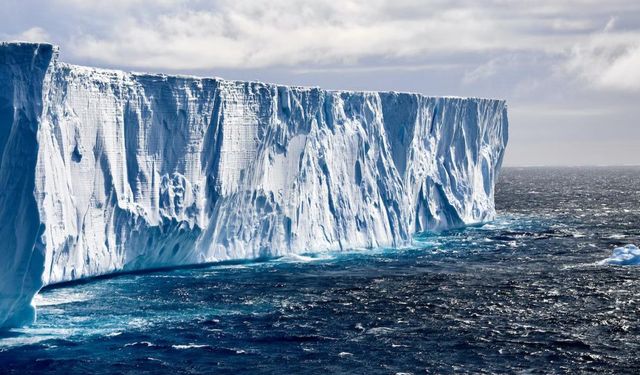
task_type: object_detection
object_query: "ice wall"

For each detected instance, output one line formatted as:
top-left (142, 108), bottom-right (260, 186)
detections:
top-left (0, 43), bottom-right (52, 328)
top-left (0, 42), bottom-right (508, 328)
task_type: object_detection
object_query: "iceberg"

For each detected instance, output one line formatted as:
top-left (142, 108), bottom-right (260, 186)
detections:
top-left (0, 42), bottom-right (508, 328)
top-left (599, 244), bottom-right (640, 266)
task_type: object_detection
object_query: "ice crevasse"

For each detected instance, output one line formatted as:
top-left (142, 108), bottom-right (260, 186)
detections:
top-left (0, 42), bottom-right (508, 328)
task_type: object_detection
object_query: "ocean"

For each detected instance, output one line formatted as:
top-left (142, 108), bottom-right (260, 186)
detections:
top-left (1, 167), bottom-right (639, 374)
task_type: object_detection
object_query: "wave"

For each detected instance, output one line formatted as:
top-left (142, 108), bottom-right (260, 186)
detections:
top-left (275, 253), bottom-right (334, 263)
top-left (171, 344), bottom-right (210, 350)
top-left (33, 290), bottom-right (93, 307)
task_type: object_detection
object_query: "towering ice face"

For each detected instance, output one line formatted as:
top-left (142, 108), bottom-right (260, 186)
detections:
top-left (0, 42), bottom-right (508, 328)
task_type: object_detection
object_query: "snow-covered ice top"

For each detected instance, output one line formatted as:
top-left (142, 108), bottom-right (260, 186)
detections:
top-left (0, 42), bottom-right (508, 328)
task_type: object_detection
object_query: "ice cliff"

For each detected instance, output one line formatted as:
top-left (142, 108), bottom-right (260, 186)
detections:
top-left (0, 42), bottom-right (508, 328)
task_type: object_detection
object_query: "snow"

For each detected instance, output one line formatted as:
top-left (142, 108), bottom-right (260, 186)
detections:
top-left (599, 244), bottom-right (640, 266)
top-left (0, 42), bottom-right (509, 328)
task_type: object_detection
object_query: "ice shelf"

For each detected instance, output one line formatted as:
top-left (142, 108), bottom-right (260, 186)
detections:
top-left (0, 42), bottom-right (508, 327)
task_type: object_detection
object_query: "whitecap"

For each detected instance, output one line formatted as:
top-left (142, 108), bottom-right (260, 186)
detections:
top-left (392, 343), bottom-right (409, 348)
top-left (0, 335), bottom-right (58, 348)
top-left (276, 253), bottom-right (333, 263)
top-left (171, 343), bottom-right (209, 350)
top-left (124, 341), bottom-right (155, 347)
top-left (606, 234), bottom-right (627, 240)
top-left (0, 328), bottom-right (76, 349)
top-left (33, 290), bottom-right (93, 307)
top-left (365, 327), bottom-right (395, 335)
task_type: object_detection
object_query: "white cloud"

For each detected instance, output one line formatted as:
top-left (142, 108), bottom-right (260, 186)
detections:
top-left (61, 0), bottom-right (635, 70)
top-left (6, 1), bottom-right (640, 93)
top-left (56, 0), bottom-right (186, 11)
top-left (294, 62), bottom-right (467, 75)
top-left (67, 1), bottom-right (513, 70)
top-left (463, 59), bottom-right (501, 84)
top-left (7, 27), bottom-right (50, 43)
top-left (603, 16), bottom-right (616, 32)
top-left (597, 45), bottom-right (640, 91)
top-left (2, 0), bottom-right (638, 166)
top-left (566, 20), bottom-right (640, 92)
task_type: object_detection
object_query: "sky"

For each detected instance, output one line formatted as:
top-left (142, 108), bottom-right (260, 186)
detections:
top-left (2, 0), bottom-right (639, 166)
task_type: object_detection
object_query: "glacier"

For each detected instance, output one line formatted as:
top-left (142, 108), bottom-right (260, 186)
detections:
top-left (0, 42), bottom-right (508, 328)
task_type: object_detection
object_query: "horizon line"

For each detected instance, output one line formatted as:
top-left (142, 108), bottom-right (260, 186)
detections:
top-left (502, 164), bottom-right (640, 168)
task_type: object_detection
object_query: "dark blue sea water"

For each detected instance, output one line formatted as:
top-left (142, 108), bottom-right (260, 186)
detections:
top-left (1, 167), bottom-right (640, 374)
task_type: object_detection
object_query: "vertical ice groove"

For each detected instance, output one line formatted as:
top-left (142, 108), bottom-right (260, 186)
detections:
top-left (0, 43), bottom-right (508, 328)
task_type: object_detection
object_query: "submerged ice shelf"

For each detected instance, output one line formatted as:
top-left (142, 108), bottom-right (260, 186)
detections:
top-left (0, 42), bottom-right (508, 328)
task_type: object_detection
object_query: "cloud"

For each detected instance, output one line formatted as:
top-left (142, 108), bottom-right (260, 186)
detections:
top-left (603, 16), bottom-right (616, 32)
top-left (55, 0), bottom-right (638, 71)
top-left (56, 0), bottom-right (186, 11)
top-left (463, 59), bottom-right (501, 84)
top-left (597, 46), bottom-right (640, 91)
top-left (565, 18), bottom-right (640, 92)
top-left (66, 1), bottom-right (512, 70)
top-left (5, 1), bottom-right (640, 94)
top-left (6, 27), bottom-right (50, 43)
top-left (2, 0), bottom-right (638, 167)
top-left (294, 62), bottom-right (467, 75)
